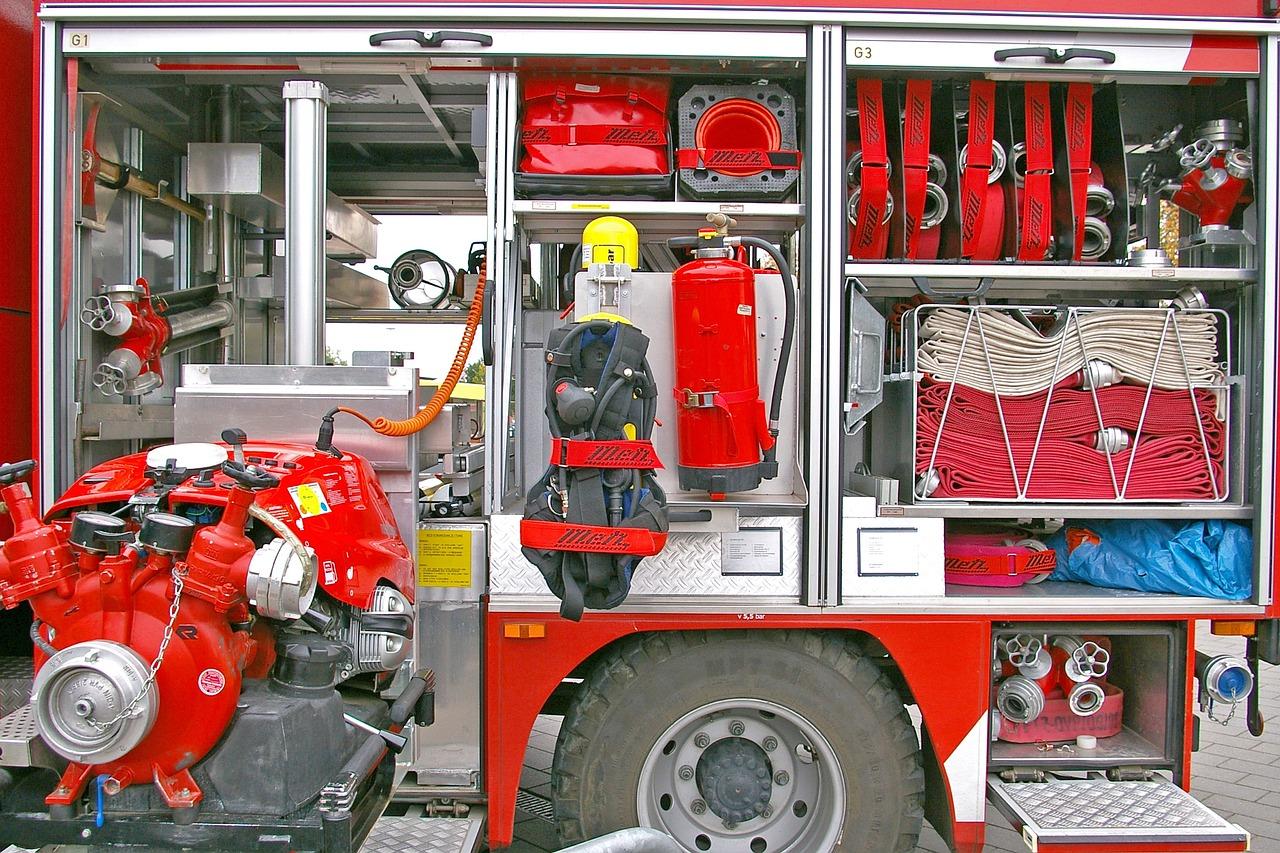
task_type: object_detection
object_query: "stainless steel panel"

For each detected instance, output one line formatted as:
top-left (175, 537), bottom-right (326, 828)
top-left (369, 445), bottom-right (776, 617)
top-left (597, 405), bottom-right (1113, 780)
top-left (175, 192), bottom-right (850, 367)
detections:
top-left (573, 271), bottom-right (801, 502)
top-left (187, 143), bottom-right (379, 260)
top-left (845, 286), bottom-right (885, 431)
top-left (0, 706), bottom-right (58, 769)
top-left (407, 522), bottom-right (485, 790)
top-left (174, 364), bottom-right (418, 544)
top-left (236, 258), bottom-right (393, 309)
top-left (489, 513), bottom-right (802, 599)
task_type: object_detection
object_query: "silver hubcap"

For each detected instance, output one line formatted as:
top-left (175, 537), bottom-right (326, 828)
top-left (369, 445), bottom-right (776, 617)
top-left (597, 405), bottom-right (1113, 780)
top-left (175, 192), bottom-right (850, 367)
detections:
top-left (636, 699), bottom-right (845, 852)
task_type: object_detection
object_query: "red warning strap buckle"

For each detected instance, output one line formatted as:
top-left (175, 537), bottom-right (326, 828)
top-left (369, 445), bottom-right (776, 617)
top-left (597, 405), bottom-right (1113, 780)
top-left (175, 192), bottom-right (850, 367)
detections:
top-left (550, 438), bottom-right (663, 469)
top-left (520, 519), bottom-right (669, 556)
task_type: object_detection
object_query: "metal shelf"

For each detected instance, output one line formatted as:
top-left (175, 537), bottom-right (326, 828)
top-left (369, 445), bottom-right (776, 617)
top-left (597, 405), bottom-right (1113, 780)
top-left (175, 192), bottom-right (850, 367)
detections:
top-left (514, 199), bottom-right (805, 243)
top-left (845, 262), bottom-right (1255, 297)
top-left (877, 503), bottom-right (1253, 520)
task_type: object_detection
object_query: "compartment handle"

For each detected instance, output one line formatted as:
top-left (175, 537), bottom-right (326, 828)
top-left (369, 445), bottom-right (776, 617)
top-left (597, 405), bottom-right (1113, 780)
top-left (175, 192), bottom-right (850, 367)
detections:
top-left (994, 46), bottom-right (1116, 65)
top-left (369, 29), bottom-right (494, 48)
top-left (849, 330), bottom-right (884, 396)
top-left (912, 276), bottom-right (994, 300)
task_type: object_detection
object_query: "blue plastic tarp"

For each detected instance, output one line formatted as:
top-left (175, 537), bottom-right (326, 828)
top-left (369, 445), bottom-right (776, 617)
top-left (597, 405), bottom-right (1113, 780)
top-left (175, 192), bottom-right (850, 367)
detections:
top-left (1046, 519), bottom-right (1252, 600)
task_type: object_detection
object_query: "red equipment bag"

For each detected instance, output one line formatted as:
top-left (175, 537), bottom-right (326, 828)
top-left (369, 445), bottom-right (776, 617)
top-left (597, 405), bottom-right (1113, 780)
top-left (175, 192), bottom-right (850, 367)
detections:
top-left (519, 75), bottom-right (671, 176)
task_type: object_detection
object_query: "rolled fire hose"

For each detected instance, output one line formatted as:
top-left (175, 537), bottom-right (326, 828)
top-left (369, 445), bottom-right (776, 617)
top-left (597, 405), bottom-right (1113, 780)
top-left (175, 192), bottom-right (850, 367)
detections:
top-left (915, 307), bottom-right (1224, 395)
top-left (916, 381), bottom-right (1225, 500)
top-left (336, 260), bottom-right (486, 436)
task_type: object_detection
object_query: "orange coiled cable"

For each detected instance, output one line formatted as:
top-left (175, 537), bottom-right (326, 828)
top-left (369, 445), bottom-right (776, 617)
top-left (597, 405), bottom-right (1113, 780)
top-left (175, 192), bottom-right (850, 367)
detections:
top-left (338, 260), bottom-right (486, 437)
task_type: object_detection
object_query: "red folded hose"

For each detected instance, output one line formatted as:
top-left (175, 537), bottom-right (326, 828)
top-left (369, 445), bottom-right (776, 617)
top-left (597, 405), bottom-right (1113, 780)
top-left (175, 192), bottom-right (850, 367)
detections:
top-left (916, 380), bottom-right (1225, 500)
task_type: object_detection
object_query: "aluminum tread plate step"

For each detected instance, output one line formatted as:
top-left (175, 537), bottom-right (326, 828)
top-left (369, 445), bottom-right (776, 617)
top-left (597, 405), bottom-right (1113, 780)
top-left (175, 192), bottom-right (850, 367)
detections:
top-left (0, 705), bottom-right (41, 768)
top-left (360, 815), bottom-right (485, 853)
top-left (988, 775), bottom-right (1249, 852)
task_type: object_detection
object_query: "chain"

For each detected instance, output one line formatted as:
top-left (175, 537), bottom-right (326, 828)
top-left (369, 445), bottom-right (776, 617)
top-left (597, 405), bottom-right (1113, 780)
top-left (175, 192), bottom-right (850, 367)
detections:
top-left (1206, 697), bottom-right (1238, 727)
top-left (88, 565), bottom-right (187, 731)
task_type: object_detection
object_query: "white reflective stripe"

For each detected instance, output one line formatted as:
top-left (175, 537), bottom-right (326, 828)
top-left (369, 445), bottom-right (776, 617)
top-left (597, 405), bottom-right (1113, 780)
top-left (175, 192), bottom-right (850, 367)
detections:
top-left (57, 25), bottom-right (806, 59)
top-left (845, 29), bottom-right (1202, 76)
top-left (942, 715), bottom-right (989, 824)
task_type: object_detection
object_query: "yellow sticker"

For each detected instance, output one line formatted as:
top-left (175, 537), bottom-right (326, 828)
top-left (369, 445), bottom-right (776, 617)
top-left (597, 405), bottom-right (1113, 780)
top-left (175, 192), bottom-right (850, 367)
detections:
top-left (569, 202), bottom-right (612, 210)
top-left (417, 528), bottom-right (474, 588)
top-left (287, 483), bottom-right (331, 517)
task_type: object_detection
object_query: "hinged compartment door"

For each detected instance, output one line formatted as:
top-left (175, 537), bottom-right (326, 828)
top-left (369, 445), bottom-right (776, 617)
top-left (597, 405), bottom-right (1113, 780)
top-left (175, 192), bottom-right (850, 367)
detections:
top-left (988, 775), bottom-right (1249, 852)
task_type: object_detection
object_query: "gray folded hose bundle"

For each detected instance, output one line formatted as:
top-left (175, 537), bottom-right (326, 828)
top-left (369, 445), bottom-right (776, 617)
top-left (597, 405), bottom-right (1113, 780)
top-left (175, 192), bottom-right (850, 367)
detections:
top-left (915, 307), bottom-right (1224, 396)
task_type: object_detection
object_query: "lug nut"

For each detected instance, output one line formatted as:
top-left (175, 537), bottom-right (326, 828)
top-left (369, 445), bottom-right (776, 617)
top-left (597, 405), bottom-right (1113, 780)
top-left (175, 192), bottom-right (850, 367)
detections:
top-left (723, 819), bottom-right (737, 830)
top-left (729, 721), bottom-right (745, 736)
top-left (761, 804), bottom-right (774, 818)
top-left (691, 800), bottom-right (707, 815)
top-left (774, 771), bottom-right (790, 786)
top-left (694, 733), bottom-right (710, 749)
top-left (762, 736), bottom-right (778, 751)
top-left (678, 765), bottom-right (694, 780)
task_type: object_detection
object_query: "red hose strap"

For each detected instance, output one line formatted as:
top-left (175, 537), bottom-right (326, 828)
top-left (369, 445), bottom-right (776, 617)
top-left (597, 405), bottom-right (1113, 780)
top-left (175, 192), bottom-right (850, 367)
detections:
top-left (550, 438), bottom-right (663, 469)
top-left (850, 79), bottom-right (890, 260)
top-left (902, 80), bottom-right (933, 259)
top-left (961, 81), bottom-right (997, 258)
top-left (520, 519), bottom-right (668, 556)
top-left (1018, 83), bottom-right (1054, 261)
top-left (1065, 84), bottom-right (1095, 260)
top-left (916, 381), bottom-right (1225, 500)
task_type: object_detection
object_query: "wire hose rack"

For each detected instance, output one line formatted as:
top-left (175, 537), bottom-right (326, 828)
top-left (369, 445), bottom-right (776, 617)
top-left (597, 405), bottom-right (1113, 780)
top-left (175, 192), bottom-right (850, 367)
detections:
top-left (901, 305), bottom-right (1230, 503)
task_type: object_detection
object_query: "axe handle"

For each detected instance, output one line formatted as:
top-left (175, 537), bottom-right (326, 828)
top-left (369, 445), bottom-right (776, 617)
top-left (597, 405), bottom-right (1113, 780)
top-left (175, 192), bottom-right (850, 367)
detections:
top-left (96, 158), bottom-right (207, 222)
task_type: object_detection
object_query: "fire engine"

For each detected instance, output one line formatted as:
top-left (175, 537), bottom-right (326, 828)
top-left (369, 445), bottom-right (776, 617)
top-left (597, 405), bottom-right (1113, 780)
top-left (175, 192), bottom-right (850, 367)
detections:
top-left (1, 1), bottom-right (1279, 852)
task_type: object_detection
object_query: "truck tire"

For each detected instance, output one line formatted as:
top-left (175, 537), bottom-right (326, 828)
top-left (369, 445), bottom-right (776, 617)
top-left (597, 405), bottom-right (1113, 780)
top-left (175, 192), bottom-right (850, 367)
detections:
top-left (552, 631), bottom-right (924, 853)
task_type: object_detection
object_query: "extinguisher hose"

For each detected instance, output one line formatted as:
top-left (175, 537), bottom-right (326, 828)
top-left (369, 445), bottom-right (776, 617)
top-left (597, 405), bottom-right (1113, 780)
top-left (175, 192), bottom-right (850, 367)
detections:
top-left (317, 261), bottom-right (485, 450)
top-left (737, 237), bottom-right (797, 457)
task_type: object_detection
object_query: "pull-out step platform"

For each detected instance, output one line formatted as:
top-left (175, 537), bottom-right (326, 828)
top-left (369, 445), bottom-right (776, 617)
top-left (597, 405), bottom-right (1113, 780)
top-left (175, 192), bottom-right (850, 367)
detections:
top-left (361, 812), bottom-right (486, 853)
top-left (988, 775), bottom-right (1249, 852)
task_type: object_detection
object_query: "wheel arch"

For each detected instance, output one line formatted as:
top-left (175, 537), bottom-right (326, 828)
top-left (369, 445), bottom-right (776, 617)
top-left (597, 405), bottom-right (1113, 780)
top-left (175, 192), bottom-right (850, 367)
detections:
top-left (484, 615), bottom-right (988, 851)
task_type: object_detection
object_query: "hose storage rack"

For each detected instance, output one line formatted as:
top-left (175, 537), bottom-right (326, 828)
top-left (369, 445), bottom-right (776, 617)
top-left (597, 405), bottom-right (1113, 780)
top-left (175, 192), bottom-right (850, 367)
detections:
top-left (881, 304), bottom-right (1234, 507)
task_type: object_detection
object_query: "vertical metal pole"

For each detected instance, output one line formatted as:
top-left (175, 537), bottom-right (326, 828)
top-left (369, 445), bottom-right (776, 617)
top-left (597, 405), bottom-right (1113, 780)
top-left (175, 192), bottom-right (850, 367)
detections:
top-left (804, 26), bottom-right (846, 607)
top-left (282, 80), bottom-right (328, 366)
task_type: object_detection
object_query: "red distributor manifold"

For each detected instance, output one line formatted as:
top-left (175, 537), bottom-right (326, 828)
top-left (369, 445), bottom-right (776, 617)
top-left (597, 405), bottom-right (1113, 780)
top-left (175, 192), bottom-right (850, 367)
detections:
top-left (916, 381), bottom-right (1225, 500)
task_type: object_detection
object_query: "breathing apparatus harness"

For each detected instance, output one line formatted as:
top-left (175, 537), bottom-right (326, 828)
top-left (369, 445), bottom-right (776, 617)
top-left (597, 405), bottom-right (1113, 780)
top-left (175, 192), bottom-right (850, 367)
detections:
top-left (520, 316), bottom-right (668, 621)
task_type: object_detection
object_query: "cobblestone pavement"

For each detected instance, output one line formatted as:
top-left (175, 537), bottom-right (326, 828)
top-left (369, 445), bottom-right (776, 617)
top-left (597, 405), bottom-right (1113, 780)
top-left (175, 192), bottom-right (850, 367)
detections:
top-left (506, 622), bottom-right (1280, 853)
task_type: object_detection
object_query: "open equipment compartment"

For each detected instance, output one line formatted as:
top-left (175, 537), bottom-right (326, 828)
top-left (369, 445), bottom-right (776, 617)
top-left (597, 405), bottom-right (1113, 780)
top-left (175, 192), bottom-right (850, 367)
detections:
top-left (842, 28), bottom-right (1269, 611)
top-left (988, 622), bottom-right (1186, 771)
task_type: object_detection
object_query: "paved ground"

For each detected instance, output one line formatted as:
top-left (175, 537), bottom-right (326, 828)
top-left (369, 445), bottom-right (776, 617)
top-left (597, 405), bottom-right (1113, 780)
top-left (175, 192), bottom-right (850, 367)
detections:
top-left (506, 622), bottom-right (1280, 853)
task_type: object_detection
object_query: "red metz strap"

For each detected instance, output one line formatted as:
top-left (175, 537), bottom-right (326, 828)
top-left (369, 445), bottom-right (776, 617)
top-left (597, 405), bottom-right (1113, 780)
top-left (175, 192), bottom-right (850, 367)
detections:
top-left (1065, 83), bottom-right (1095, 261)
top-left (850, 79), bottom-right (890, 260)
top-left (550, 438), bottom-right (663, 469)
top-left (520, 519), bottom-right (668, 556)
top-left (1018, 83), bottom-right (1054, 261)
top-left (961, 81), bottom-right (997, 258)
top-left (675, 149), bottom-right (802, 171)
top-left (901, 80), bottom-right (933, 260)
top-left (944, 550), bottom-right (1056, 577)
top-left (522, 124), bottom-right (667, 146)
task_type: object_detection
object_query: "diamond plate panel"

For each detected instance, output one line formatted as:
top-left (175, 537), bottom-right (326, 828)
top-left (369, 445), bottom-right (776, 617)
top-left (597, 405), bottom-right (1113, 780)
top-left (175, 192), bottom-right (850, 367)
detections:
top-left (0, 656), bottom-right (33, 719)
top-left (361, 816), bottom-right (483, 852)
top-left (1003, 781), bottom-right (1226, 830)
top-left (490, 514), bottom-right (802, 598)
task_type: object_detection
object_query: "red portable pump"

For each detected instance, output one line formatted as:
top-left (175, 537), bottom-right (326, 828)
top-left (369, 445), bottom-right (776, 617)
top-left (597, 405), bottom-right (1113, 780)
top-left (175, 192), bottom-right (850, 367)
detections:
top-left (0, 433), bottom-right (415, 818)
top-left (666, 221), bottom-right (796, 498)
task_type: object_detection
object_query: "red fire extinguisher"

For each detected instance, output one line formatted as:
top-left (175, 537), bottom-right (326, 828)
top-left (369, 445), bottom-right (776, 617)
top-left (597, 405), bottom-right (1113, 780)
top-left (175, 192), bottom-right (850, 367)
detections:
top-left (667, 221), bottom-right (796, 499)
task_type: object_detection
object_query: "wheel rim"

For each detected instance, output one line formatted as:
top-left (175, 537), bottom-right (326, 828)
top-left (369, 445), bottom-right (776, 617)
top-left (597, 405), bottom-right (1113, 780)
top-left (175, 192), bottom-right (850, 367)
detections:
top-left (636, 698), bottom-right (845, 852)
